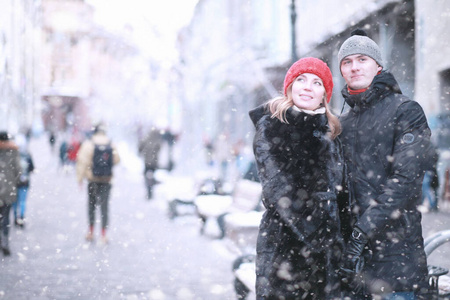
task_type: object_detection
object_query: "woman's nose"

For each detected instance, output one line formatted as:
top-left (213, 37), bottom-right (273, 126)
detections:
top-left (303, 81), bottom-right (312, 90)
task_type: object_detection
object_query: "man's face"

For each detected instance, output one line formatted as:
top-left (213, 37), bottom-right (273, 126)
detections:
top-left (340, 54), bottom-right (382, 90)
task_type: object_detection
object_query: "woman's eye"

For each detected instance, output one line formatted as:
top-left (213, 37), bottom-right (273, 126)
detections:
top-left (314, 81), bottom-right (322, 86)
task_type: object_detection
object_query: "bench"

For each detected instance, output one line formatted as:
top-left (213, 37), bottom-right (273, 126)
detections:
top-left (424, 230), bottom-right (450, 298)
top-left (227, 211), bottom-right (261, 299)
top-left (194, 179), bottom-right (262, 238)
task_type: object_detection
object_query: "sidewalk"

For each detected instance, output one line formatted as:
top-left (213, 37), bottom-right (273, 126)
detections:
top-left (0, 136), bottom-right (237, 300)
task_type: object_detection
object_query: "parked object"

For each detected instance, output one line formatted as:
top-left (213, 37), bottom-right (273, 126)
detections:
top-left (194, 179), bottom-right (262, 238)
top-left (168, 177), bottom-right (225, 220)
top-left (424, 230), bottom-right (450, 298)
top-left (231, 229), bottom-right (450, 300)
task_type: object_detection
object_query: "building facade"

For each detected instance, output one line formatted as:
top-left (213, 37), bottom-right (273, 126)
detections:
top-left (178, 0), bottom-right (450, 150)
top-left (177, 0), bottom-right (291, 170)
top-left (0, 0), bottom-right (41, 135)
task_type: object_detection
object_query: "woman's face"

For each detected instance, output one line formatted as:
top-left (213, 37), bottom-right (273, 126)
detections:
top-left (291, 73), bottom-right (325, 111)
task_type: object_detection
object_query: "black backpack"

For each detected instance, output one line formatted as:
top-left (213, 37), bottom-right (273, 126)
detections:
top-left (92, 143), bottom-right (113, 177)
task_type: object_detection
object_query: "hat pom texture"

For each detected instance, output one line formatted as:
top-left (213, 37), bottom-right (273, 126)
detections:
top-left (283, 57), bottom-right (334, 103)
top-left (338, 29), bottom-right (383, 68)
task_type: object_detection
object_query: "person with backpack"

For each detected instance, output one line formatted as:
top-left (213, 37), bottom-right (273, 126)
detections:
top-left (13, 134), bottom-right (35, 228)
top-left (76, 124), bottom-right (120, 244)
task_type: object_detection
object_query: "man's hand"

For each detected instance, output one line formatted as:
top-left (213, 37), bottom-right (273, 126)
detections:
top-left (339, 227), bottom-right (369, 290)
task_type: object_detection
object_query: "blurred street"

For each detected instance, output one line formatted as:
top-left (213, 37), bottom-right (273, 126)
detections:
top-left (0, 136), bottom-right (238, 300)
top-left (1, 135), bottom-right (450, 300)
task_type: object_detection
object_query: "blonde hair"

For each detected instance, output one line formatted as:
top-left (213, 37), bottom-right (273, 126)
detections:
top-left (266, 85), bottom-right (341, 139)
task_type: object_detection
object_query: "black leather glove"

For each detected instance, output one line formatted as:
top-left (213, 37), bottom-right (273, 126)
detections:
top-left (339, 227), bottom-right (369, 289)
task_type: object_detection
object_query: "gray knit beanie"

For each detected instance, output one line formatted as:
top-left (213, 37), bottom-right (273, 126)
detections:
top-left (338, 29), bottom-right (383, 67)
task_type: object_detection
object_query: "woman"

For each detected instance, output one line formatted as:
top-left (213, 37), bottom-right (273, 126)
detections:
top-left (13, 135), bottom-right (35, 228)
top-left (249, 57), bottom-right (346, 299)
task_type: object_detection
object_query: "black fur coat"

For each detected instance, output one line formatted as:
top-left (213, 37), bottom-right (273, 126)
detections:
top-left (249, 104), bottom-right (346, 299)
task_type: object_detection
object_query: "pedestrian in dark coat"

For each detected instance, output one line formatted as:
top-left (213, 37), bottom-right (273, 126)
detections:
top-left (139, 127), bottom-right (163, 172)
top-left (337, 29), bottom-right (433, 299)
top-left (0, 131), bottom-right (21, 256)
top-left (138, 127), bottom-right (163, 199)
top-left (249, 57), bottom-right (346, 299)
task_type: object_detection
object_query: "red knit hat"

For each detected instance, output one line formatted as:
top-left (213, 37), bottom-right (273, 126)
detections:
top-left (283, 57), bottom-right (334, 103)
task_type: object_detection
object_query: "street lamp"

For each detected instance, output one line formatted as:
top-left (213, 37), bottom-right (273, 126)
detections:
top-left (290, 0), bottom-right (298, 63)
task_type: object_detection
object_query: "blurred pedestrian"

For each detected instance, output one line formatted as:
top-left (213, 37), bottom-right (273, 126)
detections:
top-left (13, 134), bottom-right (35, 228)
top-left (0, 131), bottom-right (21, 256)
top-left (76, 124), bottom-right (120, 244)
top-left (138, 127), bottom-right (163, 199)
top-left (249, 57), bottom-right (346, 299)
top-left (59, 138), bottom-right (68, 170)
top-left (422, 146), bottom-right (439, 212)
top-left (214, 132), bottom-right (231, 182)
top-left (436, 113), bottom-right (450, 204)
top-left (203, 136), bottom-right (214, 167)
top-left (49, 131), bottom-right (56, 152)
top-left (162, 128), bottom-right (177, 172)
top-left (67, 135), bottom-right (81, 165)
top-left (337, 29), bottom-right (433, 298)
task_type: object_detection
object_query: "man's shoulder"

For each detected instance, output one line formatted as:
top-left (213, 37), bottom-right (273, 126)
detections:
top-left (379, 92), bottom-right (421, 114)
top-left (390, 94), bottom-right (426, 115)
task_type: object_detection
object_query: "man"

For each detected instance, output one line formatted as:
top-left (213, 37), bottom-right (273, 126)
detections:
top-left (338, 29), bottom-right (433, 299)
top-left (76, 124), bottom-right (120, 244)
top-left (138, 127), bottom-right (162, 199)
top-left (0, 131), bottom-right (21, 256)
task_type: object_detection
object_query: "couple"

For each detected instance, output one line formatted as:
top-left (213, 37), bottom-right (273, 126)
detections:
top-left (249, 30), bottom-right (434, 299)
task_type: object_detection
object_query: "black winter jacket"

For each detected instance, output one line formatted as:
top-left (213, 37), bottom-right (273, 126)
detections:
top-left (250, 105), bottom-right (345, 299)
top-left (339, 71), bottom-right (432, 295)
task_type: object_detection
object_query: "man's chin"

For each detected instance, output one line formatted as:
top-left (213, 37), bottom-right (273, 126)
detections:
top-left (349, 83), bottom-right (369, 90)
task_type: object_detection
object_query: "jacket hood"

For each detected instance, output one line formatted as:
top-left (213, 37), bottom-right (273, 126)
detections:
top-left (341, 71), bottom-right (402, 108)
top-left (249, 104), bottom-right (268, 126)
